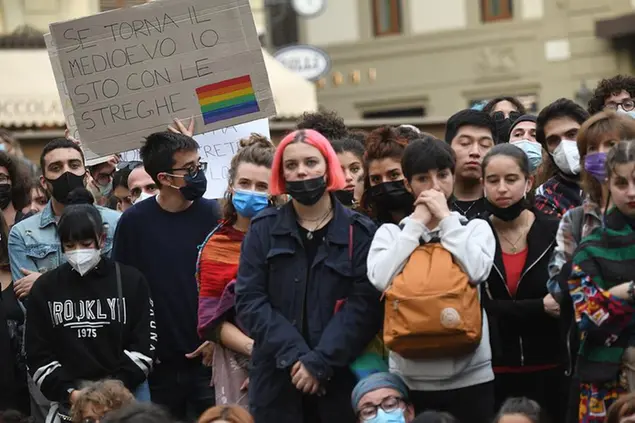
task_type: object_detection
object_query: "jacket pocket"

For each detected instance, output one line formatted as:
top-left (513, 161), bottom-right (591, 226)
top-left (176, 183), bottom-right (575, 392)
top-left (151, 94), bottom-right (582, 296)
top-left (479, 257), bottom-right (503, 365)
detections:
top-left (25, 244), bottom-right (58, 273)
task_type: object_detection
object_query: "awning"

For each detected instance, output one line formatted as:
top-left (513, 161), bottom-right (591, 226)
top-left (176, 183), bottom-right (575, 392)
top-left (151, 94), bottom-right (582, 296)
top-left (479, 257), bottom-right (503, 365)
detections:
top-left (0, 48), bottom-right (315, 128)
top-left (596, 13), bottom-right (635, 39)
top-left (262, 48), bottom-right (318, 118)
top-left (0, 49), bottom-right (65, 127)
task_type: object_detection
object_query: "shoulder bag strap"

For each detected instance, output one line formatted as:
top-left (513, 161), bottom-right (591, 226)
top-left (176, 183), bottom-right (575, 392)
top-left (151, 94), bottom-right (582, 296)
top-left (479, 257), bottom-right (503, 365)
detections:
top-left (116, 262), bottom-right (124, 352)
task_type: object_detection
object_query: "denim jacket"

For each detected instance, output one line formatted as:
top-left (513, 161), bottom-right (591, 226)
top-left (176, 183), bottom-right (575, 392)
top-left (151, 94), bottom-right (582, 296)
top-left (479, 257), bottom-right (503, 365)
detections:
top-left (8, 201), bottom-right (121, 281)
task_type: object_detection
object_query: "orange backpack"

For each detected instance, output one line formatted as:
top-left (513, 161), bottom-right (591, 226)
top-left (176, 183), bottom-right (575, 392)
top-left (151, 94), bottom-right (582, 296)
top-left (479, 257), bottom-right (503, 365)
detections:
top-left (383, 243), bottom-right (482, 359)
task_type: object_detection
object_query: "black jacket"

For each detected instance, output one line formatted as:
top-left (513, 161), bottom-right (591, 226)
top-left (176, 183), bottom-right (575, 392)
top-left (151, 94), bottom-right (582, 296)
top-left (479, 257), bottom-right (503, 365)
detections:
top-left (482, 211), bottom-right (562, 368)
top-left (25, 257), bottom-right (155, 403)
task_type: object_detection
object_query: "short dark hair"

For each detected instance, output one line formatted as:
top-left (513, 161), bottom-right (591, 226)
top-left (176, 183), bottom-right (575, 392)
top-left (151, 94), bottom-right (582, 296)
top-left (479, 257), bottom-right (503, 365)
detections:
top-left (0, 152), bottom-right (32, 210)
top-left (39, 138), bottom-right (85, 173)
top-left (296, 110), bottom-right (348, 140)
top-left (394, 125), bottom-right (422, 142)
top-left (494, 397), bottom-right (545, 423)
top-left (444, 109), bottom-right (496, 144)
top-left (140, 132), bottom-right (199, 186)
top-left (57, 188), bottom-right (102, 250)
top-left (482, 96), bottom-right (527, 115)
top-left (402, 136), bottom-right (456, 182)
top-left (101, 402), bottom-right (174, 423)
top-left (588, 75), bottom-right (635, 115)
top-left (412, 411), bottom-right (460, 423)
top-left (331, 136), bottom-right (365, 162)
top-left (112, 169), bottom-right (132, 190)
top-left (536, 98), bottom-right (590, 148)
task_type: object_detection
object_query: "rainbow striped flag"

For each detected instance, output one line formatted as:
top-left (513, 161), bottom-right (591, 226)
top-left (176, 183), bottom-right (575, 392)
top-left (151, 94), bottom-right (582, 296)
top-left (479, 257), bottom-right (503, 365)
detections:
top-left (196, 75), bottom-right (260, 125)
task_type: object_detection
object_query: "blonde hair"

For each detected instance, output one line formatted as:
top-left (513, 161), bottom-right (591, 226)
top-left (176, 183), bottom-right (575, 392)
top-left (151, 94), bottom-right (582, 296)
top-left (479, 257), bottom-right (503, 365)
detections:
top-left (71, 379), bottom-right (134, 422)
top-left (198, 405), bottom-right (254, 423)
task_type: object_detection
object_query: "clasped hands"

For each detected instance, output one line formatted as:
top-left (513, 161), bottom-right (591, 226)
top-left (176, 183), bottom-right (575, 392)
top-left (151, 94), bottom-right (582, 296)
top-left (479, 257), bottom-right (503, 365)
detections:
top-left (411, 189), bottom-right (451, 229)
top-left (291, 361), bottom-right (324, 396)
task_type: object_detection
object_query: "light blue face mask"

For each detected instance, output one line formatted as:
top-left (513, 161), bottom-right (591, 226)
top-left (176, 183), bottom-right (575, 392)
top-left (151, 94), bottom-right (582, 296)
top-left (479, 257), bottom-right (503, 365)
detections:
top-left (366, 409), bottom-right (406, 423)
top-left (617, 108), bottom-right (635, 119)
top-left (511, 139), bottom-right (543, 173)
top-left (232, 189), bottom-right (269, 218)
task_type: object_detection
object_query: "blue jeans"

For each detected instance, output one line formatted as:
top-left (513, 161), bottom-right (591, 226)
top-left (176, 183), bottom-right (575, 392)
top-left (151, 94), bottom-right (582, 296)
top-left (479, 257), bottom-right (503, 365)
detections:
top-left (149, 360), bottom-right (214, 422)
top-left (133, 380), bottom-right (151, 402)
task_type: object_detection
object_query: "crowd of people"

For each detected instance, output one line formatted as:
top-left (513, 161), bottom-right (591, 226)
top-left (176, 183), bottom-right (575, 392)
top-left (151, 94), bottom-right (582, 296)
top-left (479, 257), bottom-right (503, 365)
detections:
top-left (3, 74), bottom-right (635, 423)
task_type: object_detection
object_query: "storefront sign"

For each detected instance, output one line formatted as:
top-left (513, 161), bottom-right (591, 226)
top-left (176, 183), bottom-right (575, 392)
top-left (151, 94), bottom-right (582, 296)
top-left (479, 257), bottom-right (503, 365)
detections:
top-left (273, 45), bottom-right (331, 81)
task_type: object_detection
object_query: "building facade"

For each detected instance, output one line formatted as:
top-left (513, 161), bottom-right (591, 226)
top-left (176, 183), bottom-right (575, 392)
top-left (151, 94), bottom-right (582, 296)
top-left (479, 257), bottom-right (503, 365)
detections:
top-left (286, 0), bottom-right (635, 120)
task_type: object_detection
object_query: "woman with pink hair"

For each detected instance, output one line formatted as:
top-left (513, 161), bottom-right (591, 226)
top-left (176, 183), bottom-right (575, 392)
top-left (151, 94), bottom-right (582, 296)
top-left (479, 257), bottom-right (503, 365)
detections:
top-left (235, 129), bottom-right (383, 423)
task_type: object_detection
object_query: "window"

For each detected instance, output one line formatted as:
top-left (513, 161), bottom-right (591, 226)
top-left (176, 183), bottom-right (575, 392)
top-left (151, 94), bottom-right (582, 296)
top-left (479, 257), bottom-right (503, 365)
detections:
top-left (481, 0), bottom-right (513, 23)
top-left (363, 107), bottom-right (425, 119)
top-left (100, 0), bottom-right (148, 11)
top-left (372, 0), bottom-right (402, 37)
top-left (266, 1), bottom-right (299, 49)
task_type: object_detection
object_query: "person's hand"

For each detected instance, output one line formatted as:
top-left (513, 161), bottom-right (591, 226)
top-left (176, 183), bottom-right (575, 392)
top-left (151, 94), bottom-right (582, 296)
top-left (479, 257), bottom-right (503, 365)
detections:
top-left (419, 190), bottom-right (451, 221)
top-left (14, 268), bottom-right (41, 299)
top-left (411, 196), bottom-right (432, 226)
top-left (69, 390), bottom-right (81, 404)
top-left (291, 361), bottom-right (320, 394)
top-left (543, 294), bottom-right (560, 317)
top-left (185, 341), bottom-right (214, 367)
top-left (168, 117), bottom-right (194, 137)
top-left (64, 129), bottom-right (81, 147)
top-left (240, 377), bottom-right (249, 391)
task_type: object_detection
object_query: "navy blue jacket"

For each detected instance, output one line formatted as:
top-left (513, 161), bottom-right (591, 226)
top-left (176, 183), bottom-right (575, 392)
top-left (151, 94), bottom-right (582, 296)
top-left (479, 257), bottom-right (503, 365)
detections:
top-left (235, 197), bottom-right (381, 423)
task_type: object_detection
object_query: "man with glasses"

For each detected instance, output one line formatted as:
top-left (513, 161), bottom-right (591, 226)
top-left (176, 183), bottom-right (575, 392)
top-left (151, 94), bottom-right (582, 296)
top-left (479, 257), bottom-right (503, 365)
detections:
top-left (87, 157), bottom-right (119, 206)
top-left (351, 373), bottom-right (415, 423)
top-left (112, 130), bottom-right (219, 421)
top-left (587, 74), bottom-right (635, 118)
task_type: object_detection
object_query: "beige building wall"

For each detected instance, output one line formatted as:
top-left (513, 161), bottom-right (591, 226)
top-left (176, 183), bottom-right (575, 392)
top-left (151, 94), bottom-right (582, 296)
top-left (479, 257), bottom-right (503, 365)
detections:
top-left (297, 0), bottom-right (635, 119)
top-left (0, 0), bottom-right (100, 33)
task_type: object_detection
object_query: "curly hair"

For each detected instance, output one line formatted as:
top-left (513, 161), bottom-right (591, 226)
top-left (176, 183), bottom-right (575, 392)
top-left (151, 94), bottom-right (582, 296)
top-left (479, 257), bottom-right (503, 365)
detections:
top-left (70, 380), bottom-right (134, 423)
top-left (588, 75), bottom-right (635, 115)
top-left (198, 405), bottom-right (254, 423)
top-left (296, 110), bottom-right (348, 141)
top-left (0, 151), bottom-right (32, 211)
top-left (222, 133), bottom-right (277, 223)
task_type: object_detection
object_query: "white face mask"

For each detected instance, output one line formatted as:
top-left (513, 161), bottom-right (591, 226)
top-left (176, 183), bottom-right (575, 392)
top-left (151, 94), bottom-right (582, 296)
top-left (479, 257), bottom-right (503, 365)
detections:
top-left (133, 191), bottom-right (156, 204)
top-left (617, 108), bottom-right (635, 119)
top-left (65, 249), bottom-right (101, 276)
top-left (552, 139), bottom-right (580, 176)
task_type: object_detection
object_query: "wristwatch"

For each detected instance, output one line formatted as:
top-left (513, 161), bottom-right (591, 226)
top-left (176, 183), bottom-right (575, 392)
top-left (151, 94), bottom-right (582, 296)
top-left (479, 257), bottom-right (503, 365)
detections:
top-left (627, 280), bottom-right (635, 302)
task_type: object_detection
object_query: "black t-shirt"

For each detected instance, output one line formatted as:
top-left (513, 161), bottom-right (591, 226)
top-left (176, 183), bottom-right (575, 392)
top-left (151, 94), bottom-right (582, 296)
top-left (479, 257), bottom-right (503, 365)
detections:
top-left (451, 197), bottom-right (487, 220)
top-left (297, 223), bottom-right (330, 339)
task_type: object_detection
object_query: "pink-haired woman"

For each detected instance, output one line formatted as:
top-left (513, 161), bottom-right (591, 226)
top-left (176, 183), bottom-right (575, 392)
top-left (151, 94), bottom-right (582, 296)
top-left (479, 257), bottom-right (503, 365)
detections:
top-left (235, 129), bottom-right (382, 423)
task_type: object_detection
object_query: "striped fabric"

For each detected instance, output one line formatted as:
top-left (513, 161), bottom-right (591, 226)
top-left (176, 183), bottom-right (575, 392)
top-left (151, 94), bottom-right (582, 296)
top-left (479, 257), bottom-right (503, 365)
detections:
top-left (570, 208), bottom-right (635, 422)
top-left (196, 223), bottom-right (245, 339)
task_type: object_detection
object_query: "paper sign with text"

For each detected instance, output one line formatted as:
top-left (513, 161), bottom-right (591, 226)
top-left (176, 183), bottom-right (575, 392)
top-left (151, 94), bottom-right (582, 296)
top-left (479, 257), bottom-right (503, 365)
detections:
top-left (115, 118), bottom-right (270, 199)
top-left (49, 0), bottom-right (276, 157)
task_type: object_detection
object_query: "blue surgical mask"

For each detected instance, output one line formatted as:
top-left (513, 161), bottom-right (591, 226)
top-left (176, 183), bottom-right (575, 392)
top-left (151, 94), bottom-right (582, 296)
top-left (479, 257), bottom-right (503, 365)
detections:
top-left (511, 139), bottom-right (543, 173)
top-left (366, 409), bottom-right (406, 423)
top-left (232, 189), bottom-right (269, 218)
top-left (617, 108), bottom-right (635, 119)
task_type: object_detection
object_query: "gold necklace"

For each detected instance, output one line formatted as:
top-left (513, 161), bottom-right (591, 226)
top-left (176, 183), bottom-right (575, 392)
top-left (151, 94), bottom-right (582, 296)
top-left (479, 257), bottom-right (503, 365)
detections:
top-left (497, 215), bottom-right (528, 253)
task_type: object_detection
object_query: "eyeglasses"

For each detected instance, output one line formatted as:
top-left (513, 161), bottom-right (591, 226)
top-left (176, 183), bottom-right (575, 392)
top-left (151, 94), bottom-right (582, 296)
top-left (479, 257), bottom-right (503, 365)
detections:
top-left (605, 99), bottom-right (635, 112)
top-left (358, 396), bottom-right (405, 421)
top-left (117, 161), bottom-right (143, 171)
top-left (169, 162), bottom-right (208, 178)
top-left (492, 111), bottom-right (522, 122)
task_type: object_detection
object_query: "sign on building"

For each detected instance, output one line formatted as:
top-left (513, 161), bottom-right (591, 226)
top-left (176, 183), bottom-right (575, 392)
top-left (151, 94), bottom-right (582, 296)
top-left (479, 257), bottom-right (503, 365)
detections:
top-left (48, 0), bottom-right (276, 157)
top-left (273, 45), bottom-right (331, 81)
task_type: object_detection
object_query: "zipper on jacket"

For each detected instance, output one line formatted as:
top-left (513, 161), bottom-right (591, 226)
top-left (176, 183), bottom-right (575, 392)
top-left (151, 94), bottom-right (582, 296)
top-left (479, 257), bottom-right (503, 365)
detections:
top-left (519, 336), bottom-right (525, 366)
top-left (514, 240), bottom-right (555, 296)
top-left (565, 324), bottom-right (573, 376)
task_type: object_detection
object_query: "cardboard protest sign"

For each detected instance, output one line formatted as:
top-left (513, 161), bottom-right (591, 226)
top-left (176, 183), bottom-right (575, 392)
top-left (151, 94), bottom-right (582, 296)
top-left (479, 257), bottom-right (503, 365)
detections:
top-left (49, 0), bottom-right (276, 157)
top-left (113, 118), bottom-right (270, 199)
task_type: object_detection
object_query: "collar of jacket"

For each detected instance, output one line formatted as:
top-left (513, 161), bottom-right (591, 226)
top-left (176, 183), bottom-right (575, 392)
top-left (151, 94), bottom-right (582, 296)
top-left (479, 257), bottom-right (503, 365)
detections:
top-left (39, 201), bottom-right (57, 229)
top-left (270, 193), bottom-right (351, 247)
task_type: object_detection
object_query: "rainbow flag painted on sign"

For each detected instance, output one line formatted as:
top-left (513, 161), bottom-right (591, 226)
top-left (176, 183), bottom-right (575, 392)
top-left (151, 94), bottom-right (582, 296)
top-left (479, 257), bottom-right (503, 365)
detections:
top-left (196, 75), bottom-right (260, 125)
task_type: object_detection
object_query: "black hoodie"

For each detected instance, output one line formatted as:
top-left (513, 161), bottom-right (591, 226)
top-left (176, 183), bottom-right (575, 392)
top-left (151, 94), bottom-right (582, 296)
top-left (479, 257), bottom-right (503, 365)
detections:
top-left (25, 257), bottom-right (155, 403)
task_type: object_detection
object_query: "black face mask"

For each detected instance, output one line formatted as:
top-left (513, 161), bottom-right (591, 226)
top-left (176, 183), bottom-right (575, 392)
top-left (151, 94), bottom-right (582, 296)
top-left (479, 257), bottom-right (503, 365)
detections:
top-left (368, 181), bottom-right (414, 212)
top-left (334, 189), bottom-right (355, 207)
top-left (286, 176), bottom-right (327, 206)
top-left (0, 184), bottom-right (12, 210)
top-left (492, 111), bottom-right (521, 144)
top-left (180, 170), bottom-right (207, 201)
top-left (46, 172), bottom-right (85, 204)
top-left (485, 198), bottom-right (525, 222)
